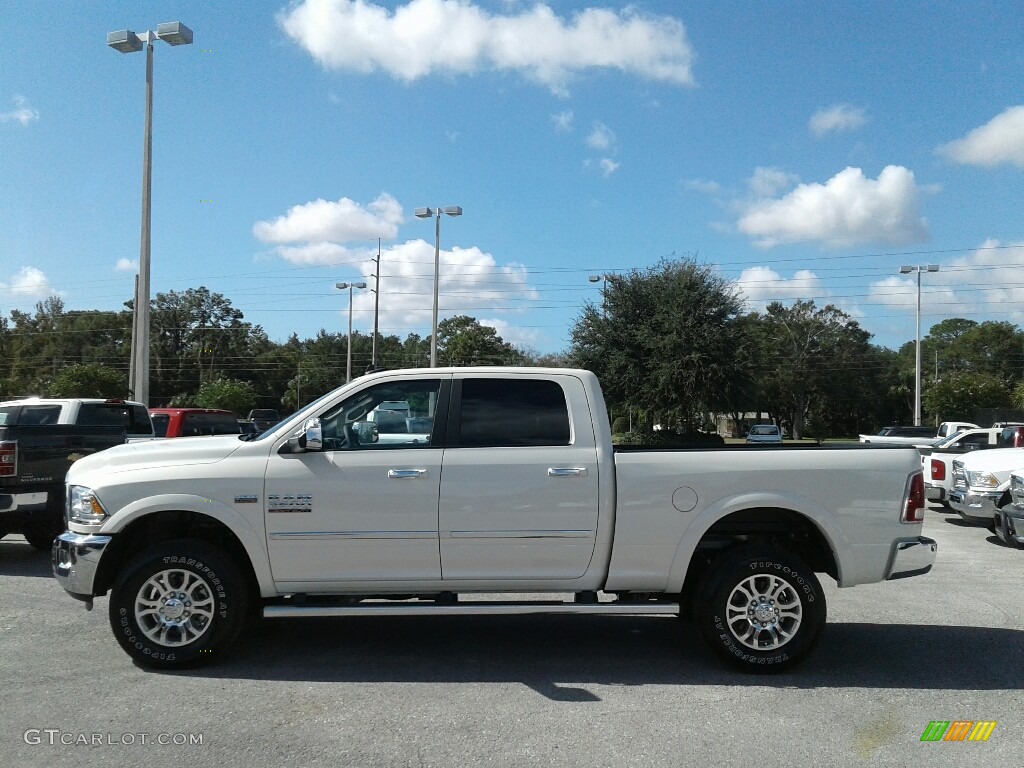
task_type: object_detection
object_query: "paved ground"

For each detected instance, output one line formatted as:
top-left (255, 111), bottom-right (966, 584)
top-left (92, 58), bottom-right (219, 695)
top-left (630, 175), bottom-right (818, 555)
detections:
top-left (2, 505), bottom-right (1022, 768)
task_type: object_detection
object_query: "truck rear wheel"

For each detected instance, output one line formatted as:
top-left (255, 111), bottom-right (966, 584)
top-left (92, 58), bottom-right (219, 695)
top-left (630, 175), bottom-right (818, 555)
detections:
top-left (695, 547), bottom-right (825, 673)
top-left (108, 539), bottom-right (249, 668)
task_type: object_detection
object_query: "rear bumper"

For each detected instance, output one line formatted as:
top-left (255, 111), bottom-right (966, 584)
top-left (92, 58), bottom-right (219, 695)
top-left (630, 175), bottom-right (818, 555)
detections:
top-left (52, 531), bottom-right (111, 601)
top-left (925, 484), bottom-right (946, 503)
top-left (0, 490), bottom-right (48, 515)
top-left (885, 536), bottom-right (937, 580)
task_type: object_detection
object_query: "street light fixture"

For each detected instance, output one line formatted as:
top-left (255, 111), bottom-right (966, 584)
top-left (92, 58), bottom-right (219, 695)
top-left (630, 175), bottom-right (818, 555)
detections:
top-left (336, 282), bottom-right (367, 382)
top-left (588, 274), bottom-right (609, 317)
top-left (108, 21), bottom-right (193, 407)
top-left (414, 205), bottom-right (462, 367)
top-left (900, 264), bottom-right (940, 426)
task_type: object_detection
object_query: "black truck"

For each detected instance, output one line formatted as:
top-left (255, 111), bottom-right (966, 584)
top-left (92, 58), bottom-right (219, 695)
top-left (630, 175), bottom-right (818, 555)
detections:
top-left (1, 423), bottom-right (127, 550)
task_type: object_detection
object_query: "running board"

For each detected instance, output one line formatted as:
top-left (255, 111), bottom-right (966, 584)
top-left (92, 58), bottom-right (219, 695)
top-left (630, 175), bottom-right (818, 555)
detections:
top-left (263, 602), bottom-right (680, 619)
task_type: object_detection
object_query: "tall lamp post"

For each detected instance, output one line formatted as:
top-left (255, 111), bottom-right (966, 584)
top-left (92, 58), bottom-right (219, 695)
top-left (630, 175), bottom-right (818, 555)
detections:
top-left (108, 21), bottom-right (193, 407)
top-left (336, 281), bottom-right (367, 382)
top-left (900, 264), bottom-right (940, 426)
top-left (414, 206), bottom-right (462, 367)
top-left (588, 274), bottom-right (609, 316)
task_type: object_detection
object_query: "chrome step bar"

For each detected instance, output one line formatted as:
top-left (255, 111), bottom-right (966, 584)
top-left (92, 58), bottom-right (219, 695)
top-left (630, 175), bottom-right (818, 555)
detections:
top-left (264, 602), bottom-right (680, 619)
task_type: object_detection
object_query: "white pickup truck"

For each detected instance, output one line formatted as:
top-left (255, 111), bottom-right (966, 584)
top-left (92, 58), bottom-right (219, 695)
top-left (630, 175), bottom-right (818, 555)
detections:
top-left (949, 446), bottom-right (1024, 524)
top-left (52, 368), bottom-right (935, 673)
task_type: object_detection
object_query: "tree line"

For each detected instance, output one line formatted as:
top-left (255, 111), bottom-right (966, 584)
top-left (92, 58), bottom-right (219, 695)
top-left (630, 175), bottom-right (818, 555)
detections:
top-left (3, 260), bottom-right (1024, 435)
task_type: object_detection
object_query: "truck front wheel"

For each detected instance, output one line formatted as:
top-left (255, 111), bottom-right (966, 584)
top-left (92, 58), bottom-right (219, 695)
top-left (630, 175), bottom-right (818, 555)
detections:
top-left (695, 547), bottom-right (826, 673)
top-left (108, 539), bottom-right (249, 668)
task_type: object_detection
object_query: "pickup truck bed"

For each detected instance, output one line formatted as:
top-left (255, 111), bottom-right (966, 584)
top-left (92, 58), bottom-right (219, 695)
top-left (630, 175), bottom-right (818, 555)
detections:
top-left (52, 367), bottom-right (934, 673)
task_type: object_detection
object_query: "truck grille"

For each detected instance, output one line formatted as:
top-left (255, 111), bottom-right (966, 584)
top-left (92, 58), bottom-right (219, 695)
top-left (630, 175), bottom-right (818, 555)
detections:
top-left (1011, 472), bottom-right (1024, 509)
top-left (951, 459), bottom-right (967, 490)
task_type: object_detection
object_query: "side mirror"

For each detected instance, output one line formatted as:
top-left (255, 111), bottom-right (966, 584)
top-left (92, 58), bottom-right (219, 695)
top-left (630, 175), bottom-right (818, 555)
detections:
top-left (354, 421), bottom-right (379, 443)
top-left (304, 417), bottom-right (323, 450)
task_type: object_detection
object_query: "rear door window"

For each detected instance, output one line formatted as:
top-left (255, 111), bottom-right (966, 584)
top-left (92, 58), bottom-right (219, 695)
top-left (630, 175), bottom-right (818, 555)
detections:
top-left (453, 379), bottom-right (570, 448)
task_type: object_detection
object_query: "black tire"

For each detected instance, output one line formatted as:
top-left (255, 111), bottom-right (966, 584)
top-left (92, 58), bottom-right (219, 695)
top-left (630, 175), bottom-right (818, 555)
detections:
top-left (109, 539), bottom-right (249, 669)
top-left (23, 524), bottom-right (61, 552)
top-left (695, 546), bottom-right (826, 673)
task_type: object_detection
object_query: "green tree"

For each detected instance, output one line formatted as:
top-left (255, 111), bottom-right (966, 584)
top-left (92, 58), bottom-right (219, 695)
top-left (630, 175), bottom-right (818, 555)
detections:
top-left (49, 363), bottom-right (128, 398)
top-left (434, 316), bottom-right (520, 366)
top-left (570, 256), bottom-right (745, 430)
top-left (192, 377), bottom-right (258, 415)
top-left (923, 371), bottom-right (1011, 420)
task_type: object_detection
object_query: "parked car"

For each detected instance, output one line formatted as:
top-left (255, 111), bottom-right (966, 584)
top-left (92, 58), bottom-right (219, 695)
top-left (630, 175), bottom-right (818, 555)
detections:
top-left (993, 470), bottom-right (1024, 548)
top-left (53, 367), bottom-right (933, 672)
top-left (149, 408), bottom-right (241, 438)
top-left (859, 424), bottom-right (962, 446)
top-left (247, 408), bottom-right (281, 431)
top-left (745, 424), bottom-right (782, 444)
top-left (919, 427), bottom-right (1021, 507)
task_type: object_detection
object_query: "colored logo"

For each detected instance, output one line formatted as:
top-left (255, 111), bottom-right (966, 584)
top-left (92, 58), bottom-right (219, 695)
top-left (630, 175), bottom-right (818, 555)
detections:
top-left (920, 721), bottom-right (996, 742)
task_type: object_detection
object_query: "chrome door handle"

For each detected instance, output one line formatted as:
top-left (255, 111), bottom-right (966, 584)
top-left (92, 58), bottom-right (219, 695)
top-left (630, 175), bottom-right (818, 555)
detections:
top-left (547, 467), bottom-right (588, 477)
top-left (388, 469), bottom-right (428, 479)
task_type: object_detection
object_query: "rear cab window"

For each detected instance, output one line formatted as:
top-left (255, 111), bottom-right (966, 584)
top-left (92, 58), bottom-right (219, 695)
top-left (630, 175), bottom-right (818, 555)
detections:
top-left (78, 402), bottom-right (154, 436)
top-left (452, 378), bottom-right (571, 447)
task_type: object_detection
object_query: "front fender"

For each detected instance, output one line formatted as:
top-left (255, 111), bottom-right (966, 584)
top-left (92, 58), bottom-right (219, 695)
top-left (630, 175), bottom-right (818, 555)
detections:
top-left (664, 490), bottom-right (849, 592)
top-left (99, 493), bottom-right (274, 596)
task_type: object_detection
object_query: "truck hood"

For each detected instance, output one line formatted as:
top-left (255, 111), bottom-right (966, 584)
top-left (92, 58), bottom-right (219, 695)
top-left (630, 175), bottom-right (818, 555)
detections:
top-left (958, 447), bottom-right (1024, 474)
top-left (67, 434), bottom-right (245, 481)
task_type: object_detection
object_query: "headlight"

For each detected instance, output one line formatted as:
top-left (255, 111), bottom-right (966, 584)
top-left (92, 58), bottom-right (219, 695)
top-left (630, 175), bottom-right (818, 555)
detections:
top-left (67, 485), bottom-right (108, 526)
top-left (965, 471), bottom-right (999, 489)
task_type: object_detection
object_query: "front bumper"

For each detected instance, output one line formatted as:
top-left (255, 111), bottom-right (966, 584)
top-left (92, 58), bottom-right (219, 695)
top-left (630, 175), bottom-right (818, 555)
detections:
top-left (993, 507), bottom-right (1024, 549)
top-left (948, 489), bottom-right (1001, 523)
top-left (885, 536), bottom-right (937, 580)
top-left (52, 531), bottom-right (112, 603)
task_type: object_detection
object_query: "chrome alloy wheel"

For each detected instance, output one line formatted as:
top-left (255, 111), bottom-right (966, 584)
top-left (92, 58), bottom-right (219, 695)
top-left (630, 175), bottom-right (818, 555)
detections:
top-left (724, 573), bottom-right (803, 651)
top-left (134, 568), bottom-right (216, 647)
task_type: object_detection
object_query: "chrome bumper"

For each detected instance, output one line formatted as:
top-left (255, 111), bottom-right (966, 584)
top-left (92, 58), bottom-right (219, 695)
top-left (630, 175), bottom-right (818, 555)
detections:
top-left (924, 484), bottom-right (946, 503)
top-left (52, 531), bottom-right (112, 603)
top-left (885, 536), bottom-right (937, 580)
top-left (948, 489), bottom-right (1001, 523)
top-left (993, 507), bottom-right (1024, 548)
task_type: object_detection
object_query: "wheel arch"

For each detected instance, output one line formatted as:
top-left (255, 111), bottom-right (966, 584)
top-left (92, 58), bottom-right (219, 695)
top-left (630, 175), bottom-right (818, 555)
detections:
top-left (668, 503), bottom-right (842, 604)
top-left (94, 509), bottom-right (267, 601)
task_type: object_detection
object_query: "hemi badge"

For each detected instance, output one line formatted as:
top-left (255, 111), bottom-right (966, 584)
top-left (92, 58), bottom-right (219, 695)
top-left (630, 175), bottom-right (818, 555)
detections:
top-left (234, 495), bottom-right (259, 504)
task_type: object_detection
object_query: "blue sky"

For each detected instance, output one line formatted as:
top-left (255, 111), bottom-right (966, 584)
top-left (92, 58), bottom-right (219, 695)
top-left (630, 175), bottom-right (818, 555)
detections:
top-left (2, 0), bottom-right (1022, 354)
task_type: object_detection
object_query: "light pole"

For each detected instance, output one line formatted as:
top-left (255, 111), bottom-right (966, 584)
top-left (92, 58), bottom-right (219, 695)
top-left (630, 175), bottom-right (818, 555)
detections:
top-left (588, 274), bottom-right (609, 316)
top-left (414, 206), bottom-right (462, 367)
top-left (337, 282), bottom-right (367, 382)
top-left (108, 21), bottom-right (193, 407)
top-left (900, 264), bottom-right (940, 426)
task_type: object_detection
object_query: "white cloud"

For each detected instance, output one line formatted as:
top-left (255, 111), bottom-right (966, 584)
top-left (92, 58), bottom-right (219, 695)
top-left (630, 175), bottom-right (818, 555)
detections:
top-left (0, 95), bottom-right (39, 126)
top-left (339, 239), bottom-right (540, 334)
top-left (479, 317), bottom-right (543, 350)
top-left (748, 166), bottom-right (799, 199)
top-left (735, 267), bottom-right (823, 310)
top-left (868, 240), bottom-right (1024, 325)
top-left (937, 105), bottom-right (1024, 168)
top-left (0, 266), bottom-right (58, 299)
top-left (551, 109), bottom-right (574, 132)
top-left (736, 165), bottom-right (928, 248)
top-left (598, 158), bottom-right (619, 177)
top-left (278, 0), bottom-right (695, 95)
top-left (253, 193), bottom-right (403, 245)
top-left (115, 258), bottom-right (137, 272)
top-left (809, 104), bottom-right (866, 137)
top-left (585, 122), bottom-right (615, 151)
top-left (684, 178), bottom-right (721, 195)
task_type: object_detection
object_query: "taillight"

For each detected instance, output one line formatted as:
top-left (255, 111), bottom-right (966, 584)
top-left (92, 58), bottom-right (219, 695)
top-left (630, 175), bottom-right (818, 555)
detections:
top-left (902, 471), bottom-right (925, 524)
top-left (930, 459), bottom-right (945, 481)
top-left (0, 441), bottom-right (16, 477)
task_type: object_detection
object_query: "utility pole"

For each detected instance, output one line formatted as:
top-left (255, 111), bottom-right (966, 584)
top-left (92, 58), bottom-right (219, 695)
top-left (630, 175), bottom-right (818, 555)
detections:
top-left (371, 239), bottom-right (381, 370)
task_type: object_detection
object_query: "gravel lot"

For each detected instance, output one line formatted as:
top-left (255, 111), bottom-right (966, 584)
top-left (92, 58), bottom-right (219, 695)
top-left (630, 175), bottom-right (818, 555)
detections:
top-left (2, 505), bottom-right (1022, 768)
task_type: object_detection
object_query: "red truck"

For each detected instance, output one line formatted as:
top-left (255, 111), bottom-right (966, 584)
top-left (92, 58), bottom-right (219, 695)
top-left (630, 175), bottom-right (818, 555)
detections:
top-left (148, 408), bottom-right (241, 438)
